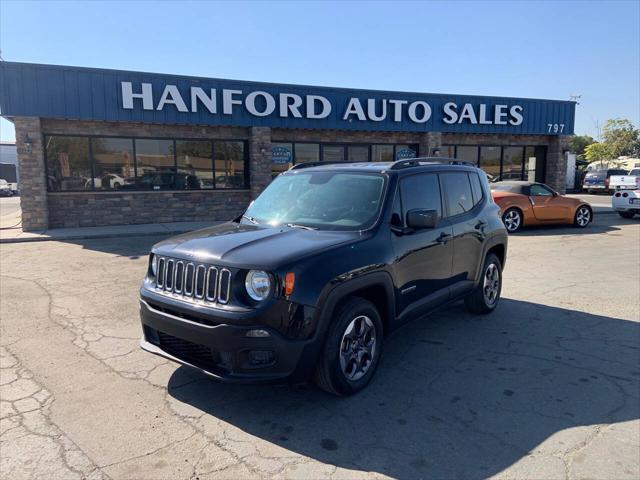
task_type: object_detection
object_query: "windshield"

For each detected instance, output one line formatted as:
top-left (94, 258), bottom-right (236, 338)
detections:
top-left (243, 171), bottom-right (386, 230)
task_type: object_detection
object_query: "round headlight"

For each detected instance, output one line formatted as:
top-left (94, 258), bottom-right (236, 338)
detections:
top-left (151, 254), bottom-right (158, 276)
top-left (245, 270), bottom-right (271, 301)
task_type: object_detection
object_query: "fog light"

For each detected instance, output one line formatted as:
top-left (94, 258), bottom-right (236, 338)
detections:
top-left (248, 350), bottom-right (275, 366)
top-left (246, 329), bottom-right (271, 338)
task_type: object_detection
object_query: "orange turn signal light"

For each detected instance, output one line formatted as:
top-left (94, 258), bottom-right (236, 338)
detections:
top-left (285, 272), bottom-right (295, 296)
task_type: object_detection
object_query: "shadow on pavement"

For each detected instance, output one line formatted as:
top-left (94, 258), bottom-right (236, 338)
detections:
top-left (62, 235), bottom-right (166, 259)
top-left (167, 298), bottom-right (639, 479)
top-left (511, 213), bottom-right (636, 236)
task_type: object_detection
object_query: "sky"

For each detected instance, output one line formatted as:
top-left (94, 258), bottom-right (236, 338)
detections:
top-left (0, 0), bottom-right (638, 142)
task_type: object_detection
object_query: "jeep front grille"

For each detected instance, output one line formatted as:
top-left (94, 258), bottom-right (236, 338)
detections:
top-left (155, 256), bottom-right (231, 304)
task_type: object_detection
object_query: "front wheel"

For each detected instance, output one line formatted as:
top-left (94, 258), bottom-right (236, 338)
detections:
top-left (314, 297), bottom-right (383, 396)
top-left (465, 253), bottom-right (502, 315)
top-left (502, 208), bottom-right (522, 233)
top-left (619, 211), bottom-right (635, 219)
top-left (574, 205), bottom-right (592, 227)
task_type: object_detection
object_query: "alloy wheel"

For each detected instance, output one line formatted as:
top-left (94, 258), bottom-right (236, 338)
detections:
top-left (576, 207), bottom-right (591, 227)
top-left (339, 315), bottom-right (377, 381)
top-left (503, 210), bottom-right (521, 232)
top-left (483, 263), bottom-right (500, 306)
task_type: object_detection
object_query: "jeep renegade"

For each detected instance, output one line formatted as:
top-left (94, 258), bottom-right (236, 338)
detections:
top-left (139, 158), bottom-right (508, 395)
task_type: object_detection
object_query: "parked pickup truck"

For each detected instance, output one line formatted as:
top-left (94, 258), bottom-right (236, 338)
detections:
top-left (609, 170), bottom-right (640, 191)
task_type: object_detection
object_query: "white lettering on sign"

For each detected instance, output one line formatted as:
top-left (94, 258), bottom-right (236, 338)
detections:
top-left (119, 82), bottom-right (530, 128)
top-left (442, 102), bottom-right (524, 126)
top-left (279, 93), bottom-right (303, 118)
top-left (157, 85), bottom-right (188, 112)
top-left (191, 87), bottom-right (217, 114)
top-left (222, 89), bottom-right (242, 115)
top-left (306, 95), bottom-right (331, 119)
top-left (245, 91), bottom-right (276, 117)
top-left (121, 82), bottom-right (153, 110)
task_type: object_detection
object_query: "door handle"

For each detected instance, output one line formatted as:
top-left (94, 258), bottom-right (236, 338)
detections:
top-left (436, 232), bottom-right (452, 244)
top-left (475, 220), bottom-right (487, 230)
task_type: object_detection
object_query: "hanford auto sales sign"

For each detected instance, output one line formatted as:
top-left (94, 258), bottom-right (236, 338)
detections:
top-left (0, 62), bottom-right (576, 135)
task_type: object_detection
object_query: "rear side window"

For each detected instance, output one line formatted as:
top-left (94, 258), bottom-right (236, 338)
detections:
top-left (468, 172), bottom-right (483, 205)
top-left (440, 172), bottom-right (473, 217)
top-left (400, 174), bottom-right (442, 221)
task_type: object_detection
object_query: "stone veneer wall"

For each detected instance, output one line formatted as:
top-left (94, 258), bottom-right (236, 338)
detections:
top-left (12, 116), bottom-right (571, 230)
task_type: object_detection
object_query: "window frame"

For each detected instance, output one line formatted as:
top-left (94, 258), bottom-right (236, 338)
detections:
top-left (43, 133), bottom-right (250, 192)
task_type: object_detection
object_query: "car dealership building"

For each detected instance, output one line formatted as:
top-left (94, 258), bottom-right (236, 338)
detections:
top-left (0, 61), bottom-right (576, 231)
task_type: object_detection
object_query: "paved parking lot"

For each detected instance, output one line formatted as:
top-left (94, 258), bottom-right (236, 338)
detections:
top-left (1, 214), bottom-right (639, 479)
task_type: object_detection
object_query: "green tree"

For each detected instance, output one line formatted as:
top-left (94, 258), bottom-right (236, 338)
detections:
top-left (569, 135), bottom-right (595, 159)
top-left (601, 118), bottom-right (640, 157)
top-left (584, 142), bottom-right (614, 162)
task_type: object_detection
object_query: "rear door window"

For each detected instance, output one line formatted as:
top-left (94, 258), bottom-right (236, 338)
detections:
top-left (440, 172), bottom-right (474, 217)
top-left (399, 174), bottom-right (442, 223)
top-left (468, 172), bottom-right (483, 205)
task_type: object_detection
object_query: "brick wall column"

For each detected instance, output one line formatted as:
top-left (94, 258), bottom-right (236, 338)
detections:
top-left (419, 132), bottom-right (442, 157)
top-left (249, 127), bottom-right (272, 200)
top-left (546, 135), bottom-right (570, 193)
top-left (14, 117), bottom-right (49, 231)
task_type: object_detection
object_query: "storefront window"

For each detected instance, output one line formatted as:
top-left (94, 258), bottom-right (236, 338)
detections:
top-left (271, 142), bottom-right (293, 177)
top-left (133, 139), bottom-right (175, 190)
top-left (455, 146), bottom-right (479, 164)
top-left (348, 145), bottom-right (369, 161)
top-left (45, 136), bottom-right (91, 191)
top-left (479, 146), bottom-right (501, 180)
top-left (371, 145), bottom-right (394, 162)
top-left (295, 143), bottom-right (320, 163)
top-left (322, 145), bottom-right (344, 161)
top-left (176, 140), bottom-right (213, 189)
top-left (502, 147), bottom-right (524, 180)
top-left (215, 141), bottom-right (246, 189)
top-left (439, 145), bottom-right (455, 158)
top-left (91, 138), bottom-right (134, 190)
top-left (525, 146), bottom-right (538, 182)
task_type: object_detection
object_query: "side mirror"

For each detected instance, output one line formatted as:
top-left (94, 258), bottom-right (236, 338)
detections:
top-left (406, 209), bottom-right (439, 229)
top-left (552, 191), bottom-right (559, 197)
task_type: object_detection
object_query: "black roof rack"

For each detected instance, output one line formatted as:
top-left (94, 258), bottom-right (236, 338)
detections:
top-left (390, 157), bottom-right (476, 170)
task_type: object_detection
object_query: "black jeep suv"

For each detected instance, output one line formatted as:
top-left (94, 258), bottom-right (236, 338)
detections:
top-left (139, 158), bottom-right (508, 395)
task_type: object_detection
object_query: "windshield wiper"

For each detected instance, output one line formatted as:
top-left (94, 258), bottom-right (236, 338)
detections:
top-left (242, 214), bottom-right (258, 225)
top-left (285, 223), bottom-right (318, 231)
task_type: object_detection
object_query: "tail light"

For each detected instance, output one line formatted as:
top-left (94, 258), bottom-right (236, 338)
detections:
top-left (605, 178), bottom-right (609, 187)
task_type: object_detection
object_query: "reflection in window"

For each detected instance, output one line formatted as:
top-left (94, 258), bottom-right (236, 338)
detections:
top-left (440, 172), bottom-right (473, 216)
top-left (439, 145), bottom-right (455, 158)
top-left (479, 146), bottom-right (501, 180)
top-left (525, 146), bottom-right (537, 182)
top-left (45, 136), bottom-right (91, 191)
top-left (92, 138), bottom-right (134, 190)
top-left (271, 142), bottom-right (293, 177)
top-left (322, 145), bottom-right (344, 161)
top-left (371, 145), bottom-right (394, 162)
top-left (133, 139), bottom-right (175, 190)
top-left (176, 140), bottom-right (212, 189)
top-left (502, 147), bottom-right (524, 180)
top-left (295, 143), bottom-right (320, 163)
top-left (348, 145), bottom-right (369, 161)
top-left (215, 141), bottom-right (246, 189)
top-left (456, 146), bottom-right (479, 164)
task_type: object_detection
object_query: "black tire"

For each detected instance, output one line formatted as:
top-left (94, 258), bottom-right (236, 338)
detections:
top-left (502, 208), bottom-right (523, 233)
top-left (465, 253), bottom-right (502, 315)
top-left (619, 211), bottom-right (635, 219)
top-left (314, 297), bottom-right (383, 396)
top-left (573, 205), bottom-right (592, 228)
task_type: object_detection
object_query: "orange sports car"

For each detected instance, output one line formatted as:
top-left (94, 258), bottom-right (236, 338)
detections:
top-left (491, 181), bottom-right (593, 233)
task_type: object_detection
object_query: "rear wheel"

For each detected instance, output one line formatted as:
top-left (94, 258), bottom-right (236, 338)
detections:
top-left (502, 208), bottom-right (522, 233)
top-left (314, 297), bottom-right (383, 396)
top-left (574, 205), bottom-right (592, 227)
top-left (465, 253), bottom-right (502, 315)
top-left (619, 211), bottom-right (635, 219)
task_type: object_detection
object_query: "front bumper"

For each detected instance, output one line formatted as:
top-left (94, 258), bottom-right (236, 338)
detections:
top-left (139, 298), bottom-right (320, 383)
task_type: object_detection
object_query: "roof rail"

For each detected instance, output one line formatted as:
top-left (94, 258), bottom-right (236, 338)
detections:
top-left (390, 157), bottom-right (476, 170)
top-left (289, 161), bottom-right (353, 170)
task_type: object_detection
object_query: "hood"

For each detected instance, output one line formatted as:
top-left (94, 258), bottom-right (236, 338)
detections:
top-left (152, 221), bottom-right (363, 269)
